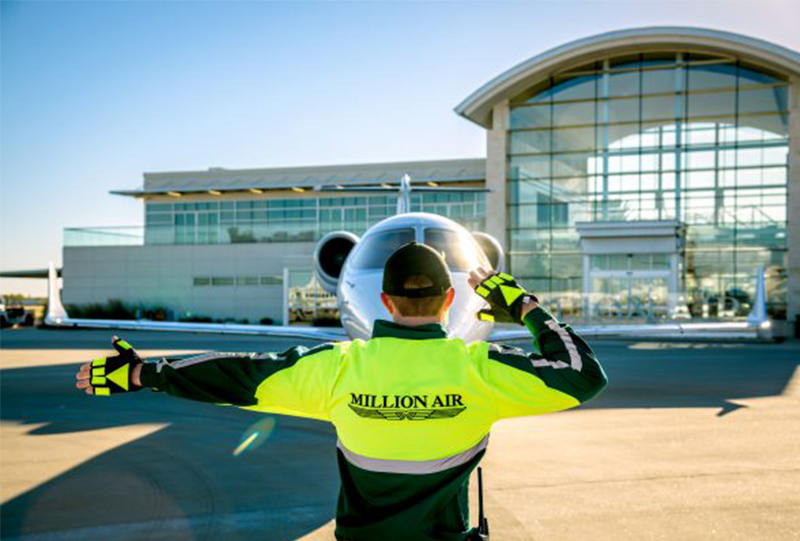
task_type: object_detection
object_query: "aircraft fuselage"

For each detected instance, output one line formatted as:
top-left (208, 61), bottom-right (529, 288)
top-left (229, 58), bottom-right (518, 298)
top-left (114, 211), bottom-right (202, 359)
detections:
top-left (335, 213), bottom-right (493, 342)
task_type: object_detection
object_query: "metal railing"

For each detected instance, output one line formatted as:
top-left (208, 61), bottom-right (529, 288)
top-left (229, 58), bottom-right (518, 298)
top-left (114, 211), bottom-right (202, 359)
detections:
top-left (64, 227), bottom-right (145, 247)
top-left (63, 225), bottom-right (318, 247)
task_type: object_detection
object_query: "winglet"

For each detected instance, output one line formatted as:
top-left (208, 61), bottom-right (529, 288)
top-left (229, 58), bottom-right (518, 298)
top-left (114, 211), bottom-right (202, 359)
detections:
top-left (746, 264), bottom-right (767, 327)
top-left (45, 261), bottom-right (69, 326)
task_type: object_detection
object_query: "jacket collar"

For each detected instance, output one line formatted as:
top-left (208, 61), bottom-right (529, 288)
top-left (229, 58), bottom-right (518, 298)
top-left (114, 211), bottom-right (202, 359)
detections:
top-left (371, 319), bottom-right (448, 340)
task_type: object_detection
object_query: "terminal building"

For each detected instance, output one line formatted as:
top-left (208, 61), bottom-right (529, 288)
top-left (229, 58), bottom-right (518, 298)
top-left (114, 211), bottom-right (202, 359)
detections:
top-left (62, 27), bottom-right (800, 334)
top-left (63, 159), bottom-right (486, 324)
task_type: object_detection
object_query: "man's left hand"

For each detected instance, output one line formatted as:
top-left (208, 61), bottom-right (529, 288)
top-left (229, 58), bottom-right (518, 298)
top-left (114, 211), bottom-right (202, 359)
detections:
top-left (75, 336), bottom-right (144, 395)
top-left (468, 267), bottom-right (538, 325)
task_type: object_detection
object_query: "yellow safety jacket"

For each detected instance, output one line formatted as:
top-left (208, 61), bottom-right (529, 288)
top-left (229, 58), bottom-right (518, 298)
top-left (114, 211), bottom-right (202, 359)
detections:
top-left (139, 307), bottom-right (608, 541)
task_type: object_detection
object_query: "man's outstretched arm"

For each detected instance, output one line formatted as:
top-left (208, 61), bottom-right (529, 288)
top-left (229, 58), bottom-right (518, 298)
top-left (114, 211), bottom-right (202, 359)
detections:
top-left (75, 336), bottom-right (343, 421)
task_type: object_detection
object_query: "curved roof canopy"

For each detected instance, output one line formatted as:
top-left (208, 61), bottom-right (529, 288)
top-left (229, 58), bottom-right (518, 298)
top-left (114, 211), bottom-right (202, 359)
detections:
top-left (455, 26), bottom-right (800, 129)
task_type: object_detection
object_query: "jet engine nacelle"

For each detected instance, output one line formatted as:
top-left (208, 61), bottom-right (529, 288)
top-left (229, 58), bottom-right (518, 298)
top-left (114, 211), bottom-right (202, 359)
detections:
top-left (471, 232), bottom-right (505, 272)
top-left (314, 231), bottom-right (360, 294)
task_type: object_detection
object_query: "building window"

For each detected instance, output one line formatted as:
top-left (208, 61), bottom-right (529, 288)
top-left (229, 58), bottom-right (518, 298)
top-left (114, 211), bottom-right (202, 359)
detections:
top-left (194, 275), bottom-right (283, 287)
top-left (146, 191), bottom-right (486, 247)
top-left (507, 52), bottom-right (789, 318)
top-left (536, 194), bottom-right (569, 226)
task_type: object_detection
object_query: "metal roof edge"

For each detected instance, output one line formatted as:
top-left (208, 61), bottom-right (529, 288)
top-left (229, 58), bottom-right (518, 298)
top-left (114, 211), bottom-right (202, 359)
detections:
top-left (142, 157), bottom-right (487, 181)
top-left (110, 189), bottom-right (144, 197)
top-left (454, 26), bottom-right (800, 129)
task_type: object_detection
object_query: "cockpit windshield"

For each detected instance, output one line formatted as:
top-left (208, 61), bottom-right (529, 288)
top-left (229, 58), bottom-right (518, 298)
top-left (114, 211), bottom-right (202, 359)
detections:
top-left (424, 228), bottom-right (489, 272)
top-left (348, 226), bottom-right (489, 272)
top-left (349, 228), bottom-right (416, 270)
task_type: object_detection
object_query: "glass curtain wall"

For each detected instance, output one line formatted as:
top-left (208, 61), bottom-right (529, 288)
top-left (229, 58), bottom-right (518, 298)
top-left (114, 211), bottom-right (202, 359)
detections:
top-left (144, 192), bottom-right (485, 245)
top-left (507, 53), bottom-right (789, 319)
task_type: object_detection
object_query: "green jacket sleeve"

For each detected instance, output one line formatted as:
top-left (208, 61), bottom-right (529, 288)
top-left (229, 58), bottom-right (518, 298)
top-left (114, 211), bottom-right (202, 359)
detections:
top-left (139, 342), bottom-right (342, 421)
top-left (485, 307), bottom-right (608, 419)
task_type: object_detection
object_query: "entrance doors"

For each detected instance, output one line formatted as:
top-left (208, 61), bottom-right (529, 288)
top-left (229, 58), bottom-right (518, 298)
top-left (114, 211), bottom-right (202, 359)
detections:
top-left (585, 253), bottom-right (678, 320)
top-left (576, 221), bottom-right (685, 321)
top-left (591, 271), bottom-right (671, 319)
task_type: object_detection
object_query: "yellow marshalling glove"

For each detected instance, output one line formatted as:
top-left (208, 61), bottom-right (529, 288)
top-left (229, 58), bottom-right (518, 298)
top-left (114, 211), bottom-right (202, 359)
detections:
top-left (89, 336), bottom-right (144, 396)
top-left (473, 272), bottom-right (538, 325)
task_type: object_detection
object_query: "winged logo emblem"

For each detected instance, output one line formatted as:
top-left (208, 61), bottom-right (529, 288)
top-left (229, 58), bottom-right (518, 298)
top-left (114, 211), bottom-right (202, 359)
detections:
top-left (349, 404), bottom-right (466, 421)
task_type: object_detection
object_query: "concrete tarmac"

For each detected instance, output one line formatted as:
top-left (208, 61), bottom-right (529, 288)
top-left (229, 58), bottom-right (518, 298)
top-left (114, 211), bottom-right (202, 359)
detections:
top-left (1, 328), bottom-right (798, 540)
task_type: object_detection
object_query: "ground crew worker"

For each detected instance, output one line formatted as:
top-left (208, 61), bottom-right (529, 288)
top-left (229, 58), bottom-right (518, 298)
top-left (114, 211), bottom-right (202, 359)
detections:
top-left (75, 242), bottom-right (607, 541)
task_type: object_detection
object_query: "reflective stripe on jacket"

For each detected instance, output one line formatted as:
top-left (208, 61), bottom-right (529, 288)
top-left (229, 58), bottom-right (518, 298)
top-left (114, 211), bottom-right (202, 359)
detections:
top-left (140, 307), bottom-right (608, 541)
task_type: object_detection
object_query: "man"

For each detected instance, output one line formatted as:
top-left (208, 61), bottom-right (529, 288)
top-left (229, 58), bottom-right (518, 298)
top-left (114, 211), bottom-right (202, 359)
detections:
top-left (75, 243), bottom-right (607, 541)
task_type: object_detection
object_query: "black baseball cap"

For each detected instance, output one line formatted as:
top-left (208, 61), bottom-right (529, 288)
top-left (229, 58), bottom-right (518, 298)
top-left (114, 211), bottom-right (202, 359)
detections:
top-left (382, 242), bottom-right (453, 298)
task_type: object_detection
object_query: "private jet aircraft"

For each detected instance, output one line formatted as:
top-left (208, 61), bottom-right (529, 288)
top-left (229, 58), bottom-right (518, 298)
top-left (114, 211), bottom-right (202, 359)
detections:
top-left (45, 175), bottom-right (766, 341)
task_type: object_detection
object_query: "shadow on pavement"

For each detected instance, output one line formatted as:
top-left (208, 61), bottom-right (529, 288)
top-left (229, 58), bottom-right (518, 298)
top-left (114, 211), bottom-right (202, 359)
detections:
top-left (586, 341), bottom-right (799, 415)
top-left (1, 362), bottom-right (340, 541)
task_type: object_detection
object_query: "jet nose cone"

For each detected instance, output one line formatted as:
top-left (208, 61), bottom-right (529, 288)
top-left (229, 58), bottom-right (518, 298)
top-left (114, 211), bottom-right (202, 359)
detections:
top-left (447, 272), bottom-right (492, 342)
top-left (338, 270), bottom-right (491, 342)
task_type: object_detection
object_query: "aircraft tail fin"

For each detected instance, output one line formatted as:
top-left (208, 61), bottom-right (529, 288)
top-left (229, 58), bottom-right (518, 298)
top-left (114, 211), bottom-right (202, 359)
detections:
top-left (45, 261), bottom-right (69, 326)
top-left (397, 174), bottom-right (411, 214)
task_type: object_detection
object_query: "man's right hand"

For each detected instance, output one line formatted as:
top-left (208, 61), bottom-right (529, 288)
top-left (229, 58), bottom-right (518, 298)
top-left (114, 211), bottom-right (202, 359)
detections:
top-left (468, 267), bottom-right (539, 325)
top-left (75, 336), bottom-right (144, 396)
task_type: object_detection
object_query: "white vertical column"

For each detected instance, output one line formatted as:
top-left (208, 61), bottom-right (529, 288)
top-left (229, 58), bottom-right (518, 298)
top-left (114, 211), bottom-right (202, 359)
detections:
top-left (601, 59), bottom-right (611, 220)
top-left (583, 254), bottom-right (592, 320)
top-left (787, 77), bottom-right (800, 333)
top-left (282, 267), bottom-right (290, 326)
top-left (485, 101), bottom-right (509, 253)
top-left (669, 252), bottom-right (680, 315)
top-left (674, 53), bottom-right (685, 223)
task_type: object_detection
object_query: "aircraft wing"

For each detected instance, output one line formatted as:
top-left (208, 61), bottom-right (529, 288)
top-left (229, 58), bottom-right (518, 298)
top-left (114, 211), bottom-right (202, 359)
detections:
top-left (489, 320), bottom-right (763, 342)
top-left (47, 317), bottom-right (349, 341)
top-left (44, 263), bottom-right (347, 342)
top-left (46, 261), bottom-right (767, 343)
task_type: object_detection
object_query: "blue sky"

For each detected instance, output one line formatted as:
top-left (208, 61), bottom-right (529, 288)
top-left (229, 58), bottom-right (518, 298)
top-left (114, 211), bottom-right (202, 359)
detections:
top-left (2, 0), bottom-right (799, 295)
